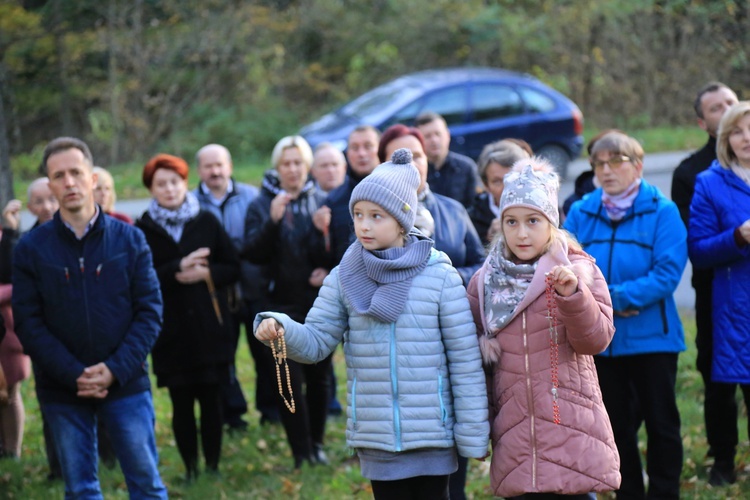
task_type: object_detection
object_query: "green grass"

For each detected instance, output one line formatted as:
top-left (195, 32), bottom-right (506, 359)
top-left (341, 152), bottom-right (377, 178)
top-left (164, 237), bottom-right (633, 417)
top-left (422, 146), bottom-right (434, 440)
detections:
top-left (2, 312), bottom-right (749, 498)
top-left (581, 124), bottom-right (707, 158)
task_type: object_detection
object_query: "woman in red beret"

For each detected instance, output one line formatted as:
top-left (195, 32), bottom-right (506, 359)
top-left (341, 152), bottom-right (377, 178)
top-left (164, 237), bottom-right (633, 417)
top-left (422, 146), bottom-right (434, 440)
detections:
top-left (136, 154), bottom-right (240, 481)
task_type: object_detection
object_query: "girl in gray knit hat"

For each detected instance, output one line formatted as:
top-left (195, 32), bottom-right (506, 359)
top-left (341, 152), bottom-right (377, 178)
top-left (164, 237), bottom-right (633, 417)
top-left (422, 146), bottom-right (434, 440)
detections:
top-left (254, 149), bottom-right (489, 499)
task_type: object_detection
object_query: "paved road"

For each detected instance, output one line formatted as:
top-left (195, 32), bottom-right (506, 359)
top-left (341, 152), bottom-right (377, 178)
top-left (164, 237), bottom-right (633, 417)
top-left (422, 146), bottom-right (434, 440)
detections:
top-left (17, 150), bottom-right (698, 308)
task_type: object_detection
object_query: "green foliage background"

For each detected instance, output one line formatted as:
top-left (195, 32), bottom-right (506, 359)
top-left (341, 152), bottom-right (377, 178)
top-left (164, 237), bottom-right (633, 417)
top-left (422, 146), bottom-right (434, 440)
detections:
top-left (1, 0), bottom-right (749, 178)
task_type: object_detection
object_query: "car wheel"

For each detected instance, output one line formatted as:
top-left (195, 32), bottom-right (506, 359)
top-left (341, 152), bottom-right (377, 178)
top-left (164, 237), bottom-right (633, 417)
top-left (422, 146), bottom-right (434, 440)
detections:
top-left (537, 144), bottom-right (571, 179)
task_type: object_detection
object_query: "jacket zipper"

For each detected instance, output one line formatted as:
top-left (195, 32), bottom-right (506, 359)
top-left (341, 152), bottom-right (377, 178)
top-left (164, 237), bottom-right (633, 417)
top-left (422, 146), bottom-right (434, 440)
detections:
top-left (523, 311), bottom-right (537, 489)
top-left (605, 222), bottom-right (619, 357)
top-left (80, 255), bottom-right (93, 354)
top-left (351, 376), bottom-right (357, 428)
top-left (390, 322), bottom-right (402, 451)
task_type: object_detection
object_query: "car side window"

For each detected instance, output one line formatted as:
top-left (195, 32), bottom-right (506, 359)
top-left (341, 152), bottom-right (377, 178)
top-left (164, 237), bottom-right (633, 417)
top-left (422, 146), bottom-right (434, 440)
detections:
top-left (471, 84), bottom-right (524, 122)
top-left (387, 86), bottom-right (468, 127)
top-left (518, 86), bottom-right (556, 114)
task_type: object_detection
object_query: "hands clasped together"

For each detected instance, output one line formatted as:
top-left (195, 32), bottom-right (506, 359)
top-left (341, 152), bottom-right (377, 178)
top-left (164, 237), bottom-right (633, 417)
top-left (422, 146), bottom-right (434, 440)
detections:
top-left (177, 247), bottom-right (211, 284)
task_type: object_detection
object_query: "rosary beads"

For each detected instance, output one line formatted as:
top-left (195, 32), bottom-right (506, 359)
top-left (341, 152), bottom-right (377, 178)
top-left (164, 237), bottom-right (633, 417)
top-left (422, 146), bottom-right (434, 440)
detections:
top-left (269, 333), bottom-right (296, 414)
top-left (545, 273), bottom-right (561, 425)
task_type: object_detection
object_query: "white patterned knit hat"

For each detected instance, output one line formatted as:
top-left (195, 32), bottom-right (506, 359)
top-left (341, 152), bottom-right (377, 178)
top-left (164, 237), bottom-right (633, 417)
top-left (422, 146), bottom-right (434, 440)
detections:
top-left (500, 161), bottom-right (560, 226)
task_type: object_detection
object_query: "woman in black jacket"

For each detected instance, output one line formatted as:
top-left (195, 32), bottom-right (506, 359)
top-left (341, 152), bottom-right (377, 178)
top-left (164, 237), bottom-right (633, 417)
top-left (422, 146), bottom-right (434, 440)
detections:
top-left (243, 135), bottom-right (332, 468)
top-left (136, 154), bottom-right (240, 480)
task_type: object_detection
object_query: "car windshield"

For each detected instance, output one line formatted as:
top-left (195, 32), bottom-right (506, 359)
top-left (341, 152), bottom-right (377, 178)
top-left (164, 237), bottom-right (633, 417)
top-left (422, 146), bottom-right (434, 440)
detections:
top-left (338, 80), bottom-right (423, 119)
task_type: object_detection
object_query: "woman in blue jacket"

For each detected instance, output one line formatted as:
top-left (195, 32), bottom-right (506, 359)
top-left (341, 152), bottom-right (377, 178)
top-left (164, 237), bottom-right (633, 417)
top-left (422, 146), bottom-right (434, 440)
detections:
top-left (564, 131), bottom-right (687, 499)
top-left (689, 101), bottom-right (750, 485)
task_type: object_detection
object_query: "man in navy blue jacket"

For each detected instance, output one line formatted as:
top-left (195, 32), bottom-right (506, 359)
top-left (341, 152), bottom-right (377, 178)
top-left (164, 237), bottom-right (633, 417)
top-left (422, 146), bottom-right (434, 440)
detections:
top-left (12, 137), bottom-right (166, 498)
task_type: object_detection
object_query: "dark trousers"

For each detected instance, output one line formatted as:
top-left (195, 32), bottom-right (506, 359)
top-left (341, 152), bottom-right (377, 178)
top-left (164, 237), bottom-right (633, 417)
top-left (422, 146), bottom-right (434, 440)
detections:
top-left (220, 310), bottom-right (248, 425)
top-left (276, 354), bottom-right (333, 459)
top-left (448, 455), bottom-right (468, 500)
top-left (168, 383), bottom-right (223, 475)
top-left (245, 300), bottom-right (280, 421)
top-left (694, 284), bottom-right (750, 464)
top-left (371, 474), bottom-right (450, 500)
top-left (595, 354), bottom-right (683, 499)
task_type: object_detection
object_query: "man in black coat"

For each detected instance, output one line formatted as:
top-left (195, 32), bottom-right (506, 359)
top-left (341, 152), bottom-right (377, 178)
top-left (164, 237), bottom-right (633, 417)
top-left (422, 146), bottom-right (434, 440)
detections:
top-left (671, 82), bottom-right (738, 486)
top-left (324, 125), bottom-right (381, 267)
top-left (416, 111), bottom-right (479, 209)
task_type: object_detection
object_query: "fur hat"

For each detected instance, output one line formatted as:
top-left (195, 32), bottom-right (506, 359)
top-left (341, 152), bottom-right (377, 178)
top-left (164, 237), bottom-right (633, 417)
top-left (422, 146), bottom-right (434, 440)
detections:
top-left (500, 158), bottom-right (560, 226)
top-left (349, 148), bottom-right (420, 232)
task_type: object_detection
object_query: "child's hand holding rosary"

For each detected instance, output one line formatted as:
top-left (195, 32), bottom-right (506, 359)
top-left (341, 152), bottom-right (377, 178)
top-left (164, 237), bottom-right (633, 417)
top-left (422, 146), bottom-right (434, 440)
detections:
top-left (255, 318), bottom-right (295, 413)
top-left (546, 265), bottom-right (578, 297)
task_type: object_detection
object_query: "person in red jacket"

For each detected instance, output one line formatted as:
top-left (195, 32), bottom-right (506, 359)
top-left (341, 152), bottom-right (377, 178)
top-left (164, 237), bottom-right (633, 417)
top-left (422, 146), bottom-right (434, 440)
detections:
top-left (467, 158), bottom-right (620, 498)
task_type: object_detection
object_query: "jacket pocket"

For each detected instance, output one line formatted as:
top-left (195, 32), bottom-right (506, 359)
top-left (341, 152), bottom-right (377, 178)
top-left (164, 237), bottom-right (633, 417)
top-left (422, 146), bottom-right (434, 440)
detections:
top-left (557, 387), bottom-right (595, 409)
top-left (96, 252), bottom-right (129, 291)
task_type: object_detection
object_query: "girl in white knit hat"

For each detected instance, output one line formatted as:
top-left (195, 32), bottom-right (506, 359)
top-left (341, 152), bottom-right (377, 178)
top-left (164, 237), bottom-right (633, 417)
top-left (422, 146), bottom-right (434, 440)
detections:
top-left (255, 149), bottom-right (489, 499)
top-left (466, 157), bottom-right (621, 499)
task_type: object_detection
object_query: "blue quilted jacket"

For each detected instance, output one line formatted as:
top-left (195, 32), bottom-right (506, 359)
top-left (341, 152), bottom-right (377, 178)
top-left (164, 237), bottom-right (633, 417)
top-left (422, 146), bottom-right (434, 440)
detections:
top-left (254, 249), bottom-right (489, 458)
top-left (689, 163), bottom-right (750, 383)
top-left (564, 180), bottom-right (687, 357)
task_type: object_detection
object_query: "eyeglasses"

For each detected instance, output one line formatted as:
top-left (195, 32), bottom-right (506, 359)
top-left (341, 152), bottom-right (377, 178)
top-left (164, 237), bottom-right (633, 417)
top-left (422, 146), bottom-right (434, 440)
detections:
top-left (590, 155), bottom-right (631, 171)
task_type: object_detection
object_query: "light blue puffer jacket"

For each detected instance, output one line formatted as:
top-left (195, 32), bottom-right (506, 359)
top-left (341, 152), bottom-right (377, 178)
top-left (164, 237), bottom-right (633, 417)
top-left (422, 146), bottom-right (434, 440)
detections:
top-left (254, 249), bottom-right (489, 458)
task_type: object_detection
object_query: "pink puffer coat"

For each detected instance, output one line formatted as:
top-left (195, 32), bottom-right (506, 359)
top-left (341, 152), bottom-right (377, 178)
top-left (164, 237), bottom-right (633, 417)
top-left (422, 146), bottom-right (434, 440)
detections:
top-left (467, 238), bottom-right (620, 497)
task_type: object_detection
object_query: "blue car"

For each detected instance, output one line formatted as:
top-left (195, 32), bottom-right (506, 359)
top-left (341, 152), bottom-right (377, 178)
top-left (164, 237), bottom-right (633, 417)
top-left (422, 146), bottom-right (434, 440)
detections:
top-left (300, 67), bottom-right (584, 177)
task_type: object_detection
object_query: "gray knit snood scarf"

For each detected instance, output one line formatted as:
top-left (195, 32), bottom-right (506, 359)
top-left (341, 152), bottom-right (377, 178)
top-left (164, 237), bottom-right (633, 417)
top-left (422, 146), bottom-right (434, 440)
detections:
top-left (339, 232), bottom-right (434, 323)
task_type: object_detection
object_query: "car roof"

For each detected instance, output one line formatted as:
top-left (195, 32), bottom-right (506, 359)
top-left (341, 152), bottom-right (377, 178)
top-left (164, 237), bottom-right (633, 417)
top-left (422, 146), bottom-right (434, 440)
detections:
top-left (388, 67), bottom-right (534, 90)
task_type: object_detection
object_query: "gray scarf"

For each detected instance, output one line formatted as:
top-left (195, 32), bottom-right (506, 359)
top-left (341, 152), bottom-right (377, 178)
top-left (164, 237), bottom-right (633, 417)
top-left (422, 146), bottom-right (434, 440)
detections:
top-left (483, 241), bottom-right (537, 335)
top-left (730, 163), bottom-right (750, 187)
top-left (147, 191), bottom-right (200, 242)
top-left (339, 232), bottom-right (434, 323)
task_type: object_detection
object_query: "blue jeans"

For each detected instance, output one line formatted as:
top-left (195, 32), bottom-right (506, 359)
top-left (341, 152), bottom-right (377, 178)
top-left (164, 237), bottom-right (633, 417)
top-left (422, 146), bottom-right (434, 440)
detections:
top-left (42, 391), bottom-right (167, 500)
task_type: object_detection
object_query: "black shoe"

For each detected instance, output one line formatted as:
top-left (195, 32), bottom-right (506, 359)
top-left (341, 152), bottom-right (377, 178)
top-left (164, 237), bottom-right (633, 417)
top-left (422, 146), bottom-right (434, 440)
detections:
top-left (225, 415), bottom-right (249, 431)
top-left (293, 454), bottom-right (316, 469)
top-left (312, 443), bottom-right (329, 465)
top-left (709, 461), bottom-right (736, 486)
top-left (260, 414), bottom-right (281, 426)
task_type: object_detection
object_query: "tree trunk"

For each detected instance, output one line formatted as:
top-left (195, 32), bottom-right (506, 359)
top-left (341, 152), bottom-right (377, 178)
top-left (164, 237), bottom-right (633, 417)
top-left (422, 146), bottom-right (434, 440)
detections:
top-left (0, 66), bottom-right (15, 207)
top-left (54, 0), bottom-right (74, 135)
top-left (107, 0), bottom-right (120, 165)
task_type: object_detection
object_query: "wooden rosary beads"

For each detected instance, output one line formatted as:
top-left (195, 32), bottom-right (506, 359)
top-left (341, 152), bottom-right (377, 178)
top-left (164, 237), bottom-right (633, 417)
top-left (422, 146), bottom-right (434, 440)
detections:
top-left (544, 273), bottom-right (561, 425)
top-left (269, 333), bottom-right (296, 414)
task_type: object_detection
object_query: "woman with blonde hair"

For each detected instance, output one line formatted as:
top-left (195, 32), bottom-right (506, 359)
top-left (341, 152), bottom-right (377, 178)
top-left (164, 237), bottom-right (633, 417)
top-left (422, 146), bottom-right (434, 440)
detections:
top-left (688, 100), bottom-right (750, 485)
top-left (242, 135), bottom-right (332, 468)
top-left (93, 167), bottom-right (133, 224)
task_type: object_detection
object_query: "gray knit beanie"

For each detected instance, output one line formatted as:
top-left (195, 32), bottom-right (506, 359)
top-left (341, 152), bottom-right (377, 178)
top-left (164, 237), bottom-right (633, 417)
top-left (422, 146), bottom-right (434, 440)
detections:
top-left (349, 148), bottom-right (420, 232)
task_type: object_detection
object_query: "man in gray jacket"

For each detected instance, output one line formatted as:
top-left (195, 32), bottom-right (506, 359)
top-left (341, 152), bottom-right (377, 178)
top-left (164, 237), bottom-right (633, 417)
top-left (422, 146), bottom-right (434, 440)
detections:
top-left (194, 144), bottom-right (278, 428)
